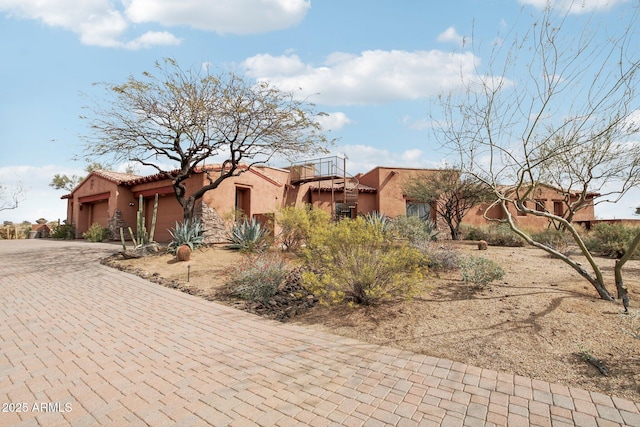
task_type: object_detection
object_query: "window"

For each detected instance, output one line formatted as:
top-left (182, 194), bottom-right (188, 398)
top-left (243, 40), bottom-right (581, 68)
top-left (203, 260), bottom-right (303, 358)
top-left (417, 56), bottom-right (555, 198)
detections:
top-left (235, 187), bottom-right (251, 218)
top-left (335, 202), bottom-right (353, 218)
top-left (406, 202), bottom-right (430, 221)
top-left (535, 199), bottom-right (546, 212)
top-left (554, 201), bottom-right (564, 216)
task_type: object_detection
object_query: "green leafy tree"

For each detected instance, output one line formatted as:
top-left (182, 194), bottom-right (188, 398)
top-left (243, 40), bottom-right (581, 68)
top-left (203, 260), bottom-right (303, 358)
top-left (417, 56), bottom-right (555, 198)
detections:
top-left (81, 58), bottom-right (331, 221)
top-left (49, 162), bottom-right (107, 192)
top-left (404, 169), bottom-right (491, 240)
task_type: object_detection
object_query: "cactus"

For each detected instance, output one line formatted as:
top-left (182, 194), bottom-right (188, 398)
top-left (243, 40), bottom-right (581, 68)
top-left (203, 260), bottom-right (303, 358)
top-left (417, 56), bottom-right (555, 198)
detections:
top-left (120, 227), bottom-right (127, 251)
top-left (149, 193), bottom-right (158, 242)
top-left (127, 193), bottom-right (159, 248)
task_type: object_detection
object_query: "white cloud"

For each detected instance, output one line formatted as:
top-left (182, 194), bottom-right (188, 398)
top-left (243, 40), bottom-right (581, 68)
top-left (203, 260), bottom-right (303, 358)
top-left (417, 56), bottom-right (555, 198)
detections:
top-left (316, 112), bottom-right (352, 132)
top-left (437, 26), bottom-right (466, 47)
top-left (518, 0), bottom-right (629, 13)
top-left (622, 109), bottom-right (640, 133)
top-left (124, 31), bottom-right (182, 49)
top-left (242, 50), bottom-right (481, 105)
top-left (334, 145), bottom-right (442, 174)
top-left (0, 0), bottom-right (309, 48)
top-left (125, 0), bottom-right (310, 35)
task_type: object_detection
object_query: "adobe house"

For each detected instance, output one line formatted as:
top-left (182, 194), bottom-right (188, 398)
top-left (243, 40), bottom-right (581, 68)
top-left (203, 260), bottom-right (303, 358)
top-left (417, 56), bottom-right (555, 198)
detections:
top-left (462, 183), bottom-right (598, 231)
top-left (62, 165), bottom-right (289, 243)
top-left (62, 157), bottom-right (598, 242)
top-left (283, 159), bottom-right (440, 222)
top-left (357, 166), bottom-right (440, 222)
top-left (284, 157), bottom-right (377, 218)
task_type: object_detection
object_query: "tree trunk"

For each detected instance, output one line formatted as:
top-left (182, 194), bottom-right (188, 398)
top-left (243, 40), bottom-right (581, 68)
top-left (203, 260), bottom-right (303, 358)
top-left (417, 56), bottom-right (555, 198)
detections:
top-left (182, 197), bottom-right (196, 222)
top-left (446, 220), bottom-right (458, 240)
top-left (613, 231), bottom-right (640, 312)
top-left (501, 201), bottom-right (614, 301)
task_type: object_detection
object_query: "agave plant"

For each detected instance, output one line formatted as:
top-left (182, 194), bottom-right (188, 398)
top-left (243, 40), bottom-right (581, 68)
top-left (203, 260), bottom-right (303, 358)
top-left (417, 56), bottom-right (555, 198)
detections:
top-left (228, 217), bottom-right (271, 253)
top-left (168, 219), bottom-right (205, 254)
top-left (363, 211), bottom-right (392, 235)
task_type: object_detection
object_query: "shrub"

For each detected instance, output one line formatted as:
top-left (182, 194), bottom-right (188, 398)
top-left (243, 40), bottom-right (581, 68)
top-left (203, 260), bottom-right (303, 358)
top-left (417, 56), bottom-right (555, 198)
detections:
top-left (463, 224), bottom-right (525, 247)
top-left (168, 219), bottom-right (204, 254)
top-left (458, 256), bottom-right (505, 287)
top-left (276, 206), bottom-right (331, 252)
top-left (226, 253), bottom-right (289, 301)
top-left (531, 228), bottom-right (574, 254)
top-left (51, 223), bottom-right (75, 239)
top-left (302, 217), bottom-right (428, 306)
top-left (585, 223), bottom-right (640, 258)
top-left (228, 217), bottom-right (271, 253)
top-left (82, 223), bottom-right (109, 242)
top-left (392, 215), bottom-right (439, 243)
top-left (414, 241), bottom-right (460, 271)
top-left (460, 224), bottom-right (487, 241)
top-left (619, 310), bottom-right (640, 340)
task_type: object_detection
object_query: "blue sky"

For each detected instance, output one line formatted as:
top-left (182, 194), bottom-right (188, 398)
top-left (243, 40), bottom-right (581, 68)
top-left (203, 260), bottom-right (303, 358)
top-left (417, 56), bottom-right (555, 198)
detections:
top-left (0, 0), bottom-right (637, 222)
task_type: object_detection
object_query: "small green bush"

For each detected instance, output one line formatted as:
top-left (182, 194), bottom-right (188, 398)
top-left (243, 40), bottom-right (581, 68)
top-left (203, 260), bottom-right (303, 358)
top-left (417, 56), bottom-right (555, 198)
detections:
top-left (458, 256), bottom-right (505, 287)
top-left (82, 223), bottom-right (109, 242)
top-left (531, 228), bottom-right (574, 254)
top-left (302, 217), bottom-right (428, 306)
top-left (228, 217), bottom-right (271, 253)
top-left (168, 219), bottom-right (204, 253)
top-left (460, 224), bottom-right (487, 241)
top-left (276, 206), bottom-right (330, 252)
top-left (462, 224), bottom-right (525, 247)
top-left (585, 223), bottom-right (640, 258)
top-left (392, 215), bottom-right (439, 243)
top-left (51, 223), bottom-right (75, 239)
top-left (226, 253), bottom-right (288, 301)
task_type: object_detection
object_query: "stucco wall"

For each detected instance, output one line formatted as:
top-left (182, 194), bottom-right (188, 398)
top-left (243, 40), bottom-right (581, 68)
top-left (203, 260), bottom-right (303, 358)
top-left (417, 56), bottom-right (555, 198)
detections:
top-left (358, 167), bottom-right (440, 219)
top-left (461, 185), bottom-right (597, 231)
top-left (68, 175), bottom-right (118, 238)
top-left (201, 168), bottom-right (286, 220)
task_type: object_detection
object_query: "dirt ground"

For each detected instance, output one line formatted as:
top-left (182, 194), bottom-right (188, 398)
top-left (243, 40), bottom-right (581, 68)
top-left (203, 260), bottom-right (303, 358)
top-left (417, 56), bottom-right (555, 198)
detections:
top-left (107, 242), bottom-right (640, 403)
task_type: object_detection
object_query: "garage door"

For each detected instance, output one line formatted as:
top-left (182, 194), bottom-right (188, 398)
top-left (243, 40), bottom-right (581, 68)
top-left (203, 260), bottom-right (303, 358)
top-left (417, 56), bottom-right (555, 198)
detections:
top-left (89, 200), bottom-right (109, 228)
top-left (147, 195), bottom-right (183, 243)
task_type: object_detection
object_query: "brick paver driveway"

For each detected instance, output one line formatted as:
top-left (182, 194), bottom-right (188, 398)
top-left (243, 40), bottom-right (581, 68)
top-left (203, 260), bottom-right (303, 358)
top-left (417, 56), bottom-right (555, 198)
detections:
top-left (1, 239), bottom-right (639, 426)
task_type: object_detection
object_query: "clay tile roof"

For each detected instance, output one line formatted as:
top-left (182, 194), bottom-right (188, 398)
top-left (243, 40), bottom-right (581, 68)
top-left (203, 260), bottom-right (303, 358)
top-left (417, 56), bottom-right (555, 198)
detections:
top-left (92, 169), bottom-right (143, 184)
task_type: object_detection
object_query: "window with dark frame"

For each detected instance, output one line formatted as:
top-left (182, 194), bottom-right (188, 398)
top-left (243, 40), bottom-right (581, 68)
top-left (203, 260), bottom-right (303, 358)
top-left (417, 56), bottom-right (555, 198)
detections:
top-left (553, 201), bottom-right (564, 216)
top-left (406, 202), bottom-right (430, 221)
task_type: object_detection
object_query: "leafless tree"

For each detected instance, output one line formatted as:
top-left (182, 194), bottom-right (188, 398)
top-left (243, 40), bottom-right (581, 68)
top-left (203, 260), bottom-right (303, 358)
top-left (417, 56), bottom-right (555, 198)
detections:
top-left (434, 3), bottom-right (640, 304)
top-left (81, 58), bottom-right (331, 221)
top-left (0, 182), bottom-right (26, 212)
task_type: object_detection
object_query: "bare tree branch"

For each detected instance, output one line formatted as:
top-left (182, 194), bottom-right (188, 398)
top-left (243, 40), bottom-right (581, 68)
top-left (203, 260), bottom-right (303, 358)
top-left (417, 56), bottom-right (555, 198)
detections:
top-left (433, 2), bottom-right (640, 301)
top-left (0, 182), bottom-right (26, 212)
